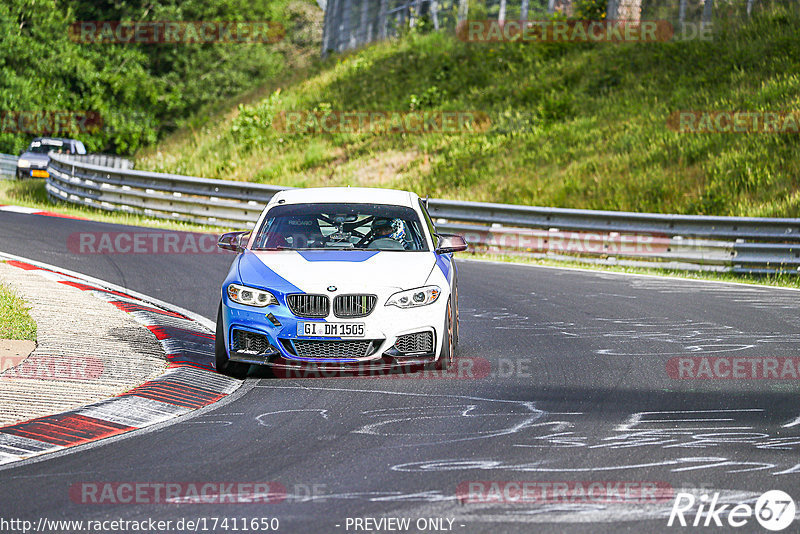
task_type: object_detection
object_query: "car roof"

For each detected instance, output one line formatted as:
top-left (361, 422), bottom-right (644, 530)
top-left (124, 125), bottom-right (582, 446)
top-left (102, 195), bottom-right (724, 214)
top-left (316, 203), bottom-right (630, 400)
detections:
top-left (33, 137), bottom-right (78, 143)
top-left (270, 187), bottom-right (419, 208)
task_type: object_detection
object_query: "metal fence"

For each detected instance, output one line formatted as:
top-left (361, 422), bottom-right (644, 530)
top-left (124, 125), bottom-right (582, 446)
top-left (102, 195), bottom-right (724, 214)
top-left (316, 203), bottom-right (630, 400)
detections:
top-left (0, 153), bottom-right (131, 180)
top-left (322, 0), bottom-right (793, 54)
top-left (46, 153), bottom-right (284, 228)
top-left (45, 152), bottom-right (800, 274)
top-left (0, 153), bottom-right (18, 179)
top-left (67, 154), bottom-right (135, 170)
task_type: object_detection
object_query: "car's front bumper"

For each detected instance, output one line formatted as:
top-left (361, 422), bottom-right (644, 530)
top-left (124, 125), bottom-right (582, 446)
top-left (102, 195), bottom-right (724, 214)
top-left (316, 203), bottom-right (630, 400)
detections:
top-left (221, 292), bottom-right (446, 371)
top-left (17, 166), bottom-right (49, 178)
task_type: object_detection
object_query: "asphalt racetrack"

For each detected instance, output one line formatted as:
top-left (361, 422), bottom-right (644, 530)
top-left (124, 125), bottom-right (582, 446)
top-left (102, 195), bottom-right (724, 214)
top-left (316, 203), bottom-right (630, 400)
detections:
top-left (1, 210), bottom-right (799, 533)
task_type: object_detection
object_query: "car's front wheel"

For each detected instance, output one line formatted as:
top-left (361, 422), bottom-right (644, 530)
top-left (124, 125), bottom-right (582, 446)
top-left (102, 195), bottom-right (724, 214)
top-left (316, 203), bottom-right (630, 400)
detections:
top-left (431, 302), bottom-right (454, 372)
top-left (215, 302), bottom-right (249, 378)
top-left (452, 283), bottom-right (460, 350)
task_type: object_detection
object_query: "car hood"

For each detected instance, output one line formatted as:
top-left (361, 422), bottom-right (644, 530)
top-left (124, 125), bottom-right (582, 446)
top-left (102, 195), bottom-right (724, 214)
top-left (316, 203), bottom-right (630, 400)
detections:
top-left (19, 152), bottom-right (49, 165)
top-left (239, 249), bottom-right (437, 294)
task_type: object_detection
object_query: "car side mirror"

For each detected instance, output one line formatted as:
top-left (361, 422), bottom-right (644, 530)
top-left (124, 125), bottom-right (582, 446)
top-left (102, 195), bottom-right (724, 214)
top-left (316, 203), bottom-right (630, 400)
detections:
top-left (218, 231), bottom-right (250, 252)
top-left (436, 234), bottom-right (468, 254)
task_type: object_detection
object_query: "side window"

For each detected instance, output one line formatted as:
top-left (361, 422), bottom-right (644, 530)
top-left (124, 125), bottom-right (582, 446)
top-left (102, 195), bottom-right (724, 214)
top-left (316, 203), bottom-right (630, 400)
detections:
top-left (418, 199), bottom-right (439, 249)
top-left (318, 217), bottom-right (337, 237)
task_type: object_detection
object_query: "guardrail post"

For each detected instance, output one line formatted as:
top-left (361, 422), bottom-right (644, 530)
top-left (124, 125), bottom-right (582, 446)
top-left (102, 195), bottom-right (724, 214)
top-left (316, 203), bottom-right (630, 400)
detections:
top-left (607, 0), bottom-right (619, 21)
top-left (322, 0), bottom-right (336, 54)
top-left (378, 0), bottom-right (388, 39)
top-left (358, 0), bottom-right (369, 45)
top-left (702, 0), bottom-right (714, 27)
top-left (342, 0), bottom-right (354, 49)
top-left (458, 0), bottom-right (468, 22)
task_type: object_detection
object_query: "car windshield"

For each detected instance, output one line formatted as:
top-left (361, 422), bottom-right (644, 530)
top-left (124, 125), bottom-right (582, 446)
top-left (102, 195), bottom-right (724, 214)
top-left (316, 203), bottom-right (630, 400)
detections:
top-left (27, 140), bottom-right (65, 154)
top-left (252, 202), bottom-right (429, 251)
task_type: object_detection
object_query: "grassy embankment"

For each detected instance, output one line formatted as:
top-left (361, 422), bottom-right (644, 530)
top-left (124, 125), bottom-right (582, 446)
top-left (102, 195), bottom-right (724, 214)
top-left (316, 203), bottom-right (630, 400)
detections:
top-left (139, 7), bottom-right (800, 218)
top-left (0, 281), bottom-right (36, 340)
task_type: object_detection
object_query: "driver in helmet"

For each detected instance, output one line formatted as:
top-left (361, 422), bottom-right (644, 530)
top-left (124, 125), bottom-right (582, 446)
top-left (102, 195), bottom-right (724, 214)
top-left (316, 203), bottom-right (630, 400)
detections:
top-left (367, 217), bottom-right (406, 250)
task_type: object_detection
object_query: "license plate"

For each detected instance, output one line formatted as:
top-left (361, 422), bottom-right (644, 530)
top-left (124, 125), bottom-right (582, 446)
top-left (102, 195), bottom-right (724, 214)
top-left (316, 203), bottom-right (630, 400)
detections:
top-left (30, 170), bottom-right (49, 178)
top-left (297, 322), bottom-right (365, 338)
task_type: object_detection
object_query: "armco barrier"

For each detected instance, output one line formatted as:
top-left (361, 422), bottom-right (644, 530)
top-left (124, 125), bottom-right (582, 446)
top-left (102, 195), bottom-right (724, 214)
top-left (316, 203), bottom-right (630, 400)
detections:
top-left (67, 153), bottom-right (135, 170)
top-left (0, 152), bottom-right (130, 180)
top-left (45, 152), bottom-right (800, 274)
top-left (0, 153), bottom-right (17, 179)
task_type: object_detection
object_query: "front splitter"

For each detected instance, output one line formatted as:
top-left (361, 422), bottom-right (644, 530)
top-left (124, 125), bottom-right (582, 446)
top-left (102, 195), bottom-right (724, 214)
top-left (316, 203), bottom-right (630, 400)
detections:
top-left (236, 353), bottom-right (438, 377)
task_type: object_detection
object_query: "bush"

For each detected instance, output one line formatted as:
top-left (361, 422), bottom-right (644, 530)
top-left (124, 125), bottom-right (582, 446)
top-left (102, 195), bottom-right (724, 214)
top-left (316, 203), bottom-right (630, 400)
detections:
top-left (572, 0), bottom-right (607, 20)
top-left (0, 0), bottom-right (320, 155)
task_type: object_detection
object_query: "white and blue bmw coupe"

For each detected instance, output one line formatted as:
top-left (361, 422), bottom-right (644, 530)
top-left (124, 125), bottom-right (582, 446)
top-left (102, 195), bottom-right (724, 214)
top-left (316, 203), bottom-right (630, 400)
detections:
top-left (215, 187), bottom-right (468, 377)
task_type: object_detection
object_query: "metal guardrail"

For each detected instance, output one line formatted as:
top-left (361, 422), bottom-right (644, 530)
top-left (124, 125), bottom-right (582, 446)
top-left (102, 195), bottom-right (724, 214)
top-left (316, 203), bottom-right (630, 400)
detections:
top-left (0, 153), bottom-right (18, 179)
top-left (67, 154), bottom-right (135, 170)
top-left (0, 153), bottom-right (131, 180)
top-left (46, 152), bottom-right (800, 274)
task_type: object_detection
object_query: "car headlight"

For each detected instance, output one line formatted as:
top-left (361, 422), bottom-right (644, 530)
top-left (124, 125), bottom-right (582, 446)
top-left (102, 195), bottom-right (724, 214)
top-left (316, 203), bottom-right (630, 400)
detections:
top-left (17, 159), bottom-right (30, 168)
top-left (385, 286), bottom-right (441, 308)
top-left (227, 283), bottom-right (279, 307)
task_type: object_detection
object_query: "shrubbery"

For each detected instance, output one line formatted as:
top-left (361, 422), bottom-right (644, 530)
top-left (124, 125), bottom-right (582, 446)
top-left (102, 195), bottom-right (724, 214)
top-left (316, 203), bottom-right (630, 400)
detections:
top-left (0, 0), bottom-right (319, 154)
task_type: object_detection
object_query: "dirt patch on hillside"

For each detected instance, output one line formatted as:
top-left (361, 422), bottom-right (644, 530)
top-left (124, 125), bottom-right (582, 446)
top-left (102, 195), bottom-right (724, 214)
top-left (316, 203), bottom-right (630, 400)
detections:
top-left (349, 150), bottom-right (421, 186)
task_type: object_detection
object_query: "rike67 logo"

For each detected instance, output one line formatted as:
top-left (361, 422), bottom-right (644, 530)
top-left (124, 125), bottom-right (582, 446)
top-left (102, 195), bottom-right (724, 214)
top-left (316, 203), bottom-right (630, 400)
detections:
top-left (668, 490), bottom-right (796, 531)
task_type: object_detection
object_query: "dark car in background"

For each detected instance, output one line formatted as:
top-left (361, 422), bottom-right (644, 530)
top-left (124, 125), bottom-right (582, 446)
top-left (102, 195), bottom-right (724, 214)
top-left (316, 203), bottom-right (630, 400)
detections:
top-left (16, 137), bottom-right (86, 180)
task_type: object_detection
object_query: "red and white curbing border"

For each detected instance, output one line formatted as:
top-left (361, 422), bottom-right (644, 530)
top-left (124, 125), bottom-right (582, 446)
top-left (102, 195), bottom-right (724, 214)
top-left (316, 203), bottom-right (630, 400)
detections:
top-left (0, 254), bottom-right (241, 466)
top-left (0, 205), bottom-right (88, 220)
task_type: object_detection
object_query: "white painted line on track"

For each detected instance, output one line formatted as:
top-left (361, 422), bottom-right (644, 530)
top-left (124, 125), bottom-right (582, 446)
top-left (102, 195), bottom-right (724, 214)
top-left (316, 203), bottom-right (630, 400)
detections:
top-left (462, 257), bottom-right (800, 293)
